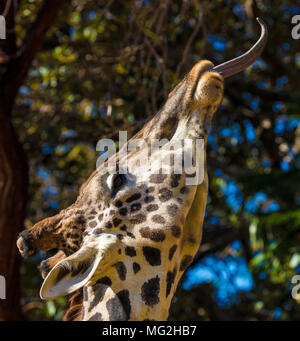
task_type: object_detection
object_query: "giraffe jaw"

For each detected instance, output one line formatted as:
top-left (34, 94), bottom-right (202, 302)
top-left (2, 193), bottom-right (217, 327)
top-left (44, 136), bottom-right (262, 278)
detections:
top-left (40, 233), bottom-right (123, 300)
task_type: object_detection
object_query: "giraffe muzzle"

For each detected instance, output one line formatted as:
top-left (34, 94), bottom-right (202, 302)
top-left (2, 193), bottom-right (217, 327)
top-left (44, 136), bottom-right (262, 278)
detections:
top-left (16, 230), bottom-right (36, 258)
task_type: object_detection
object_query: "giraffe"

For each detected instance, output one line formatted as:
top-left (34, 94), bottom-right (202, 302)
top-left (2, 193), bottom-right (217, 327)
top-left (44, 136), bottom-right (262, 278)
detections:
top-left (17, 18), bottom-right (267, 321)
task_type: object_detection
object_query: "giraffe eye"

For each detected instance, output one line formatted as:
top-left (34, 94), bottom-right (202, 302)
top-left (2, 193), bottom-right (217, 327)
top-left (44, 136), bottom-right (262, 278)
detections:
top-left (112, 174), bottom-right (126, 194)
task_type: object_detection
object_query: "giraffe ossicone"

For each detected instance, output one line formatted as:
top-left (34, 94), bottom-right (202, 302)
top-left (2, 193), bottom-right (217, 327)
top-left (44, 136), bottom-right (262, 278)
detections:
top-left (17, 18), bottom-right (267, 321)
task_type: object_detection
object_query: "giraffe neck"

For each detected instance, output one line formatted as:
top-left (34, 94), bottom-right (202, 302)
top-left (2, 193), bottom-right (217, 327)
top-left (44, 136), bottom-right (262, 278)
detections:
top-left (81, 269), bottom-right (175, 321)
top-left (82, 284), bottom-right (129, 321)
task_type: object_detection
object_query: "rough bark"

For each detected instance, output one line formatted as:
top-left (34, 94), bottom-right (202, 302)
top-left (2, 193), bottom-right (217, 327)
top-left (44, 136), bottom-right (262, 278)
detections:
top-left (0, 103), bottom-right (28, 321)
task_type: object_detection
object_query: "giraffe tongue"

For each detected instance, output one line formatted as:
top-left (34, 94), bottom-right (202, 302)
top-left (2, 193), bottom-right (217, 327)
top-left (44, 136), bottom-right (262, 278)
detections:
top-left (211, 18), bottom-right (268, 78)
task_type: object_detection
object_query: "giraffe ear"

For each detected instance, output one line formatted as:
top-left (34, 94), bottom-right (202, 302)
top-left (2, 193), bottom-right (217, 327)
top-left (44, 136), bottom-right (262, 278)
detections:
top-left (40, 233), bottom-right (122, 300)
top-left (40, 246), bottom-right (100, 300)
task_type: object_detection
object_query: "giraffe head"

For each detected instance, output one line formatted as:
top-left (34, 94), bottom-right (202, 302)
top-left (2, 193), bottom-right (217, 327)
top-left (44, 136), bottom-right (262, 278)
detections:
top-left (17, 19), bottom-right (267, 321)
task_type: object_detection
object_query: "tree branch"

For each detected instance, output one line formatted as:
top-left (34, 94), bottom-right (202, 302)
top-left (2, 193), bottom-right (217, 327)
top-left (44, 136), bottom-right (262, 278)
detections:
top-left (192, 225), bottom-right (248, 264)
top-left (3, 0), bottom-right (65, 105)
top-left (176, 0), bottom-right (206, 76)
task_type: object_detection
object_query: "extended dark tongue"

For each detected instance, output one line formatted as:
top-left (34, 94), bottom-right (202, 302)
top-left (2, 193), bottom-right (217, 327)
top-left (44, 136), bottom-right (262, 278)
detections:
top-left (211, 18), bottom-right (268, 78)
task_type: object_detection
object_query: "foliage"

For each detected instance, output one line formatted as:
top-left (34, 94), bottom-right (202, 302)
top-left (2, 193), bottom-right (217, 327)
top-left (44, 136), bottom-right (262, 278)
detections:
top-left (12, 0), bottom-right (300, 320)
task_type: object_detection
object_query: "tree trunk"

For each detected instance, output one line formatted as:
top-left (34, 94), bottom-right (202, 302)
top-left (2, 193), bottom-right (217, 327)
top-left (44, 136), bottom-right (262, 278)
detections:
top-left (0, 102), bottom-right (28, 320)
top-left (0, 0), bottom-right (64, 320)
